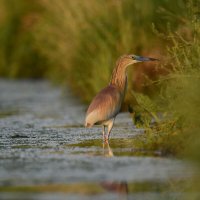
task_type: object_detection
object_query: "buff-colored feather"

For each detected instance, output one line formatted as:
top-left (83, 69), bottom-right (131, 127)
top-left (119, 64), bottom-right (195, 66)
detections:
top-left (85, 54), bottom-right (158, 141)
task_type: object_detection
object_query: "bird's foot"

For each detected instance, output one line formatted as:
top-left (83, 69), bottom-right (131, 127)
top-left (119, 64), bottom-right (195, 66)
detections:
top-left (103, 136), bottom-right (109, 144)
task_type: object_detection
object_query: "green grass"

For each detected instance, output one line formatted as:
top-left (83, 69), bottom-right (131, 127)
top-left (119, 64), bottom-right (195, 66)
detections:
top-left (36, 0), bottom-right (187, 103)
top-left (0, 0), bottom-right (188, 101)
top-left (0, 0), bottom-right (48, 78)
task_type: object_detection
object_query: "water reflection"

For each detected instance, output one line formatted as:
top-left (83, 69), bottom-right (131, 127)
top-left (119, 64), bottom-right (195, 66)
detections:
top-left (101, 142), bottom-right (129, 200)
top-left (0, 80), bottom-right (189, 200)
top-left (103, 142), bottom-right (114, 157)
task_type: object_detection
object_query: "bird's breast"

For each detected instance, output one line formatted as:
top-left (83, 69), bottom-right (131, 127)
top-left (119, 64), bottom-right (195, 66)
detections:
top-left (85, 85), bottom-right (122, 126)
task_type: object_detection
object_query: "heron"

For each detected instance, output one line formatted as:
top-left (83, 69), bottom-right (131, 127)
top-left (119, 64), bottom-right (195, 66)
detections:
top-left (85, 54), bottom-right (158, 141)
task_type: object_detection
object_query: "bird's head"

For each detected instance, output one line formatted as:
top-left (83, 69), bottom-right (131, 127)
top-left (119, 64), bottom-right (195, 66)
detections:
top-left (118, 54), bottom-right (159, 67)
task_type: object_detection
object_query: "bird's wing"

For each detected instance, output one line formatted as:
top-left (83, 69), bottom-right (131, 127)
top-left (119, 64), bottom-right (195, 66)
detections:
top-left (85, 85), bottom-right (122, 126)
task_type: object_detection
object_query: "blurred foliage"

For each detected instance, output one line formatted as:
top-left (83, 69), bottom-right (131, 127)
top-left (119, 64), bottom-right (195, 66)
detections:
top-left (36, 0), bottom-right (188, 102)
top-left (132, 0), bottom-right (200, 159)
top-left (132, 4), bottom-right (200, 193)
top-left (0, 0), bottom-right (49, 78)
top-left (0, 0), bottom-right (188, 100)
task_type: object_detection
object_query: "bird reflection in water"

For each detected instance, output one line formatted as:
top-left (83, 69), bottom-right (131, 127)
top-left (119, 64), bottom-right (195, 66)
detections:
top-left (103, 141), bottom-right (114, 157)
top-left (101, 142), bottom-right (129, 200)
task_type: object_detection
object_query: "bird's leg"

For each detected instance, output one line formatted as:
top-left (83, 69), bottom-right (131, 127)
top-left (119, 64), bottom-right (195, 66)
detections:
top-left (105, 119), bottom-right (114, 141)
top-left (102, 125), bottom-right (106, 141)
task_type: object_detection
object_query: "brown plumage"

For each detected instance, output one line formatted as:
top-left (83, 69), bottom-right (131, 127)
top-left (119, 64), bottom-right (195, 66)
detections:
top-left (85, 54), bottom-right (158, 141)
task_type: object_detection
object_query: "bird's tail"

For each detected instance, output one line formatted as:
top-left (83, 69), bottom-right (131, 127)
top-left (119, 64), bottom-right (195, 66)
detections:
top-left (85, 122), bottom-right (92, 128)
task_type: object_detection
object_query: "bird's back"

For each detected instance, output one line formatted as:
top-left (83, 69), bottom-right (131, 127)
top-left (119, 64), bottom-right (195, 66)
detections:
top-left (85, 85), bottom-right (122, 127)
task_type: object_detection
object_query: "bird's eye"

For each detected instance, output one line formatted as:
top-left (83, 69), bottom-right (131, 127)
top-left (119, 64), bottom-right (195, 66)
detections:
top-left (132, 56), bottom-right (136, 60)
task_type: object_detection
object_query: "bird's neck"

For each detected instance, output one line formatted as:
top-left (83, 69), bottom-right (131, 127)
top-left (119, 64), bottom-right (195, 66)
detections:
top-left (110, 61), bottom-right (128, 92)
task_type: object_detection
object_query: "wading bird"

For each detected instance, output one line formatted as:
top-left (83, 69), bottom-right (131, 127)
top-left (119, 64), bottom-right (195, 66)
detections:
top-left (85, 54), bottom-right (158, 141)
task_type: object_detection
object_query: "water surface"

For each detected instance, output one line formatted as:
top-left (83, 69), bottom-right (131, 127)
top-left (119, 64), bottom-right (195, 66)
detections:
top-left (0, 80), bottom-right (191, 200)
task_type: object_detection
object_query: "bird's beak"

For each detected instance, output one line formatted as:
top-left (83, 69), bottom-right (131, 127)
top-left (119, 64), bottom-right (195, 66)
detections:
top-left (134, 55), bottom-right (159, 62)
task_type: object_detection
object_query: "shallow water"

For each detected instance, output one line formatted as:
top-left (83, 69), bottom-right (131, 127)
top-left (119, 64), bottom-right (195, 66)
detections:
top-left (0, 79), bottom-right (191, 200)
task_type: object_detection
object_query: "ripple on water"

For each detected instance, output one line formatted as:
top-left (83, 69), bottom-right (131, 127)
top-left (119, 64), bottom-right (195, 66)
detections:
top-left (0, 80), bottom-right (193, 200)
